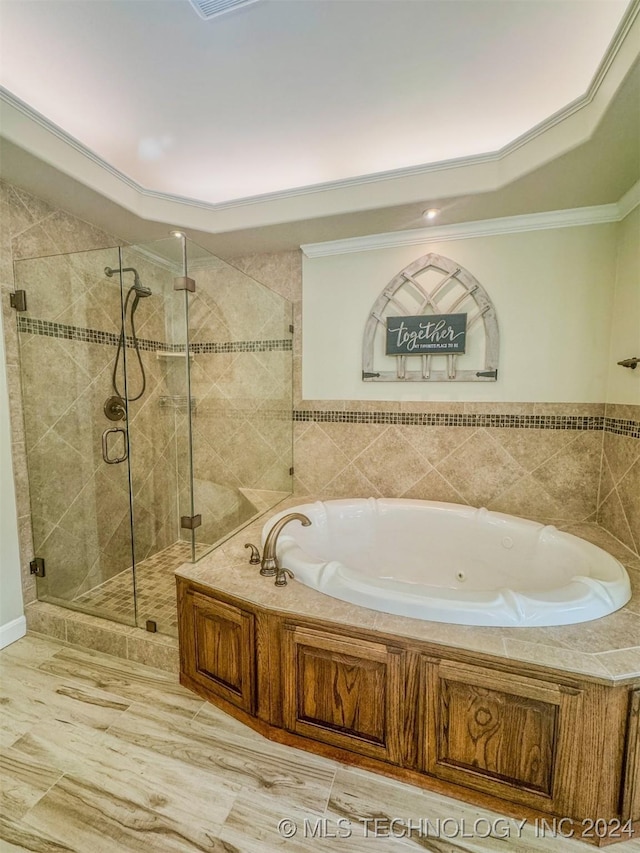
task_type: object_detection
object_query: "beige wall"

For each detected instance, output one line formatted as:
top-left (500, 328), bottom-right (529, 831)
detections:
top-left (232, 244), bottom-right (615, 532)
top-left (594, 208), bottom-right (640, 553)
top-left (606, 207), bottom-right (640, 406)
top-left (302, 223), bottom-right (618, 402)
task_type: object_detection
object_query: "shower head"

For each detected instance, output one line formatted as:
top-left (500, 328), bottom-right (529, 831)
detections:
top-left (133, 281), bottom-right (152, 298)
top-left (104, 266), bottom-right (152, 297)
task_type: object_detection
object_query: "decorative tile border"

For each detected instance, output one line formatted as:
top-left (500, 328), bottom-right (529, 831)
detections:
top-left (15, 319), bottom-right (637, 437)
top-left (17, 316), bottom-right (292, 353)
top-left (604, 417), bottom-right (640, 439)
top-left (294, 409), bottom-right (640, 438)
top-left (190, 340), bottom-right (292, 353)
top-left (17, 316), bottom-right (162, 351)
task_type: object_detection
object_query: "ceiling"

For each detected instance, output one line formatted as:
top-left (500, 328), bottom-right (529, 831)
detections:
top-left (0, 0), bottom-right (638, 257)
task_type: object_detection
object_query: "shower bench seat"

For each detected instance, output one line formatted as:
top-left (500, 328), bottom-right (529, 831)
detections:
top-left (177, 576), bottom-right (639, 846)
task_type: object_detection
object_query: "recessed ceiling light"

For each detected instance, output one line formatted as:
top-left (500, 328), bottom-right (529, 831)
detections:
top-left (423, 208), bottom-right (440, 220)
top-left (170, 230), bottom-right (185, 239)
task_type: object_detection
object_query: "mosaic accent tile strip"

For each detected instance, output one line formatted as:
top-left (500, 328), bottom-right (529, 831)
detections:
top-left (604, 417), bottom-right (640, 439)
top-left (189, 340), bottom-right (292, 353)
top-left (294, 409), bottom-right (640, 437)
top-left (17, 316), bottom-right (292, 353)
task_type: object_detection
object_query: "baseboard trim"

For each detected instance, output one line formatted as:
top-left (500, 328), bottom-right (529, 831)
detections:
top-left (0, 614), bottom-right (27, 650)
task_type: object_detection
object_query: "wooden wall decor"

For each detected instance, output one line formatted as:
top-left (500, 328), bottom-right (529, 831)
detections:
top-left (362, 252), bottom-right (499, 382)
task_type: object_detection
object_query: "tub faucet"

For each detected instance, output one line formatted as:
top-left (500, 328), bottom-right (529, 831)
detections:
top-left (244, 512), bottom-right (311, 585)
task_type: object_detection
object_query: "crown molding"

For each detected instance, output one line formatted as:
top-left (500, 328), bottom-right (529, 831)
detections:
top-left (300, 200), bottom-right (633, 258)
top-left (617, 179), bottom-right (640, 219)
top-left (0, 86), bottom-right (501, 210)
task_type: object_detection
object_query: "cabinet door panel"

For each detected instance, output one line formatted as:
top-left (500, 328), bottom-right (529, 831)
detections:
top-left (183, 590), bottom-right (255, 713)
top-left (422, 659), bottom-right (582, 813)
top-left (622, 689), bottom-right (640, 822)
top-left (439, 678), bottom-right (557, 794)
top-left (283, 625), bottom-right (404, 763)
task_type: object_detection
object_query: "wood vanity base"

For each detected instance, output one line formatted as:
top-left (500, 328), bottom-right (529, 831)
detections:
top-left (177, 577), bottom-right (640, 846)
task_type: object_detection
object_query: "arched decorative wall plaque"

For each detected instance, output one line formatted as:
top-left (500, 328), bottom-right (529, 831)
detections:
top-left (362, 252), bottom-right (499, 382)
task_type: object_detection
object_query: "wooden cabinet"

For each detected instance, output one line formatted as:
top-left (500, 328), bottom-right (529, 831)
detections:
top-left (623, 690), bottom-right (640, 822)
top-left (178, 578), bottom-right (639, 845)
top-left (179, 586), bottom-right (255, 713)
top-left (282, 624), bottom-right (404, 763)
top-left (421, 658), bottom-right (582, 813)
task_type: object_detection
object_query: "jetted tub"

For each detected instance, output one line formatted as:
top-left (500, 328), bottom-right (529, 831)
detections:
top-left (261, 498), bottom-right (632, 627)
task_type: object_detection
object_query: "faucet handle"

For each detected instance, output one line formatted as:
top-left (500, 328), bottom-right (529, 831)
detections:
top-left (274, 567), bottom-right (294, 587)
top-left (244, 543), bottom-right (261, 565)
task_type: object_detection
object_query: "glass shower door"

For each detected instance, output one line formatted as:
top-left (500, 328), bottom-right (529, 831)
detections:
top-left (15, 237), bottom-right (294, 638)
top-left (117, 240), bottom-right (192, 635)
top-left (184, 247), bottom-right (294, 559)
top-left (15, 247), bottom-right (137, 625)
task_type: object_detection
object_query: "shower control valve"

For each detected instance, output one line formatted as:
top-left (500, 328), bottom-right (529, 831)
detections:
top-left (104, 395), bottom-right (127, 421)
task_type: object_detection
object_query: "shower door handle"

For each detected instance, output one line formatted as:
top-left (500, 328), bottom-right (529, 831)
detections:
top-left (102, 427), bottom-right (128, 464)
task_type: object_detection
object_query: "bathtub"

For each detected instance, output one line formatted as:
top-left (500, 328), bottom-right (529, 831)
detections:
top-left (261, 499), bottom-right (631, 627)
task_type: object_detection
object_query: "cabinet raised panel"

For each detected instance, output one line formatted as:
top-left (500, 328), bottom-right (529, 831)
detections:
top-left (438, 678), bottom-right (557, 793)
top-left (422, 659), bottom-right (582, 813)
top-left (622, 689), bottom-right (640, 822)
top-left (181, 589), bottom-right (255, 713)
top-left (178, 580), bottom-right (638, 844)
top-left (282, 625), bottom-right (404, 763)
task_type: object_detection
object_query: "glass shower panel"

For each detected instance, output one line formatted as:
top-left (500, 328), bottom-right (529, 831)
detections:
top-left (14, 248), bottom-right (136, 625)
top-left (118, 241), bottom-right (191, 635)
top-left (186, 250), bottom-right (294, 559)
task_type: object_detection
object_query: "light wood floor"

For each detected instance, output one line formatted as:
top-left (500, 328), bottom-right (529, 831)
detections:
top-left (1, 635), bottom-right (638, 853)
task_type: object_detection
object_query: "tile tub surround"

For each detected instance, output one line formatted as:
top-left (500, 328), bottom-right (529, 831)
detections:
top-left (4, 634), bottom-right (627, 853)
top-left (177, 494), bottom-right (640, 683)
top-left (599, 403), bottom-right (640, 556)
top-left (291, 402), bottom-right (638, 534)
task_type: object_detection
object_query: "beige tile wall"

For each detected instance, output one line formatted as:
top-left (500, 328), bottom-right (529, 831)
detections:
top-left (179, 255), bottom-right (294, 548)
top-left (598, 404), bottom-right (640, 554)
top-left (292, 411), bottom-right (605, 525)
top-left (7, 227), bottom-right (183, 616)
top-left (1, 181), bottom-right (121, 606)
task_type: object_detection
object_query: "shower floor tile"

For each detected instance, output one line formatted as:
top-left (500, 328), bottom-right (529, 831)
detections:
top-left (73, 541), bottom-right (208, 637)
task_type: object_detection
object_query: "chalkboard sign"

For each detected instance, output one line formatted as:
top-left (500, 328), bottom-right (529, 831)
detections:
top-left (386, 314), bottom-right (467, 355)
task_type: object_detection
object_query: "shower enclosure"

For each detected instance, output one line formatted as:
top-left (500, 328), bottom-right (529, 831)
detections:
top-left (14, 236), bottom-right (293, 637)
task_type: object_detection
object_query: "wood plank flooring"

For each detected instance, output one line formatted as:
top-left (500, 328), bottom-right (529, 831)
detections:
top-left (1, 635), bottom-right (638, 853)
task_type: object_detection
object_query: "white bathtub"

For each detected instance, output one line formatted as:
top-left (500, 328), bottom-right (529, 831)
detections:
top-left (261, 499), bottom-right (632, 627)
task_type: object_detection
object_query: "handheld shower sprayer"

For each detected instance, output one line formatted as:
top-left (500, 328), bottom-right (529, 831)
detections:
top-left (104, 266), bottom-right (152, 404)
